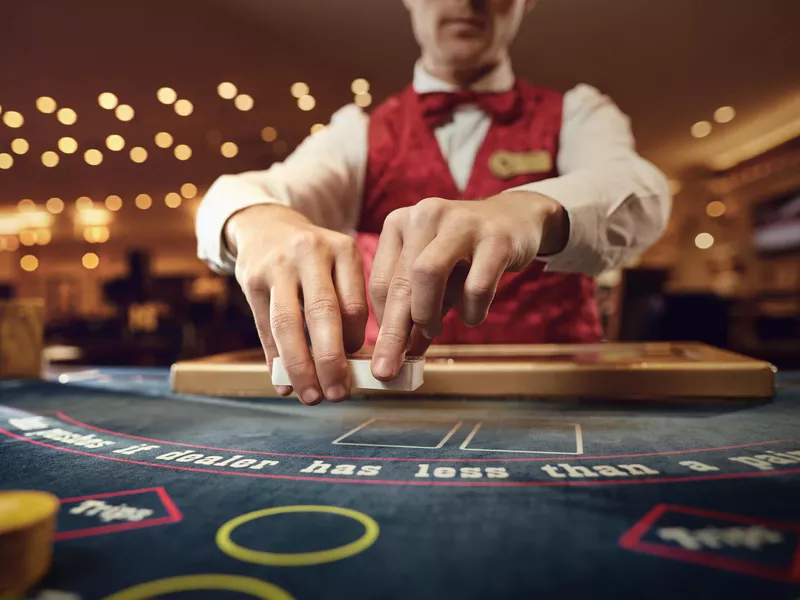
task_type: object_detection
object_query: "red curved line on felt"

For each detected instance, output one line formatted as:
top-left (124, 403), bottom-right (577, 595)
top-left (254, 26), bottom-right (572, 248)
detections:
top-left (625, 541), bottom-right (795, 583)
top-left (54, 411), bottom-right (799, 463)
top-left (53, 515), bottom-right (180, 542)
top-left (3, 429), bottom-right (800, 488)
top-left (60, 486), bottom-right (164, 504)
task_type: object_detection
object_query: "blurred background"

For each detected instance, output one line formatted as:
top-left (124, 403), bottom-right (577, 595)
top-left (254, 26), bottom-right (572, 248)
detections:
top-left (1, 0), bottom-right (799, 368)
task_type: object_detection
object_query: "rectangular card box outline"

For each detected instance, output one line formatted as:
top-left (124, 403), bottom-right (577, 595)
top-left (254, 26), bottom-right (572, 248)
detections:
top-left (459, 420), bottom-right (584, 455)
top-left (332, 417), bottom-right (463, 449)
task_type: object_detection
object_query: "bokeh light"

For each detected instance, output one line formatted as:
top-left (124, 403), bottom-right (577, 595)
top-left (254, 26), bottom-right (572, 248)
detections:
top-left (297, 95), bottom-right (316, 111)
top-left (82, 252), bottom-right (100, 269)
top-left (135, 194), bottom-right (152, 210)
top-left (221, 142), bottom-right (239, 158)
top-left (174, 99), bottom-right (193, 116)
top-left (157, 87), bottom-right (178, 104)
top-left (105, 195), bottom-right (123, 211)
top-left (355, 92), bottom-right (372, 108)
top-left (234, 94), bottom-right (254, 111)
top-left (115, 104), bottom-right (134, 122)
top-left (57, 108), bottom-right (77, 125)
top-left (291, 82), bottom-right (309, 98)
top-left (714, 106), bottom-right (736, 124)
top-left (11, 138), bottom-right (29, 155)
top-left (174, 144), bottom-right (192, 160)
top-left (46, 198), bottom-right (64, 214)
top-left (20, 255), bottom-right (39, 272)
top-left (261, 126), bottom-right (278, 142)
top-left (217, 82), bottom-right (237, 99)
top-left (695, 233), bottom-right (715, 249)
top-left (165, 192), bottom-right (182, 208)
top-left (106, 134), bottom-right (125, 151)
top-left (351, 78), bottom-right (370, 95)
top-left (58, 137), bottom-right (78, 154)
top-left (3, 111), bottom-right (24, 128)
top-left (706, 201), bottom-right (727, 217)
top-left (42, 151), bottom-right (60, 167)
top-left (180, 183), bottom-right (198, 199)
top-left (691, 121), bottom-right (712, 138)
top-left (98, 93), bottom-right (118, 110)
top-left (155, 132), bottom-right (174, 148)
top-left (130, 147), bottom-right (148, 163)
top-left (36, 97), bottom-right (57, 114)
top-left (75, 197), bottom-right (93, 211)
top-left (84, 149), bottom-right (103, 166)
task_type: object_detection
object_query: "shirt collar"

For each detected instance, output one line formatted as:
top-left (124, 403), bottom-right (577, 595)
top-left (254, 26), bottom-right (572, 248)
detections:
top-left (412, 57), bottom-right (515, 94)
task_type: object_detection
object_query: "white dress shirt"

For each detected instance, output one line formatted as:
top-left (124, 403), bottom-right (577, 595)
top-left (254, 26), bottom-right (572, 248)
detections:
top-left (196, 58), bottom-right (671, 277)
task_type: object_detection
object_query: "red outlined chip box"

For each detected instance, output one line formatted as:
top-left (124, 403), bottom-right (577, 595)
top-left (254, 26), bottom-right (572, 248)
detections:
top-left (619, 504), bottom-right (800, 582)
top-left (55, 486), bottom-right (182, 541)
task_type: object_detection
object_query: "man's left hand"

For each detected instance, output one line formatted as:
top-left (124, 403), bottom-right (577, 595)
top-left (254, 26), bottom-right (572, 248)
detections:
top-left (369, 191), bottom-right (568, 380)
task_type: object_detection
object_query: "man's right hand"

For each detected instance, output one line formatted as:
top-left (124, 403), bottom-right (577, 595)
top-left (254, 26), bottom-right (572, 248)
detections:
top-left (225, 204), bottom-right (368, 405)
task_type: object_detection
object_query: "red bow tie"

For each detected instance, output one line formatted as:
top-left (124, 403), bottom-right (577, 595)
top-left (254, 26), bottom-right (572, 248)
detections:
top-left (418, 88), bottom-right (522, 128)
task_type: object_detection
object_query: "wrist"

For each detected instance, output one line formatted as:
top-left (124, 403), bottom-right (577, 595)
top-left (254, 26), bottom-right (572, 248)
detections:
top-left (495, 191), bottom-right (569, 256)
top-left (224, 204), bottom-right (308, 255)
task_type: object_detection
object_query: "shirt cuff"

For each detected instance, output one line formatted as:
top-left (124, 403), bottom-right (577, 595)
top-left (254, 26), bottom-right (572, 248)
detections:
top-left (195, 174), bottom-right (287, 273)
top-left (505, 178), bottom-right (608, 277)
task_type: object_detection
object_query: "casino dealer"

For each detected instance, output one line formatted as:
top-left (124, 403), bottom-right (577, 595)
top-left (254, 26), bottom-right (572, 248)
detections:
top-left (0, 491), bottom-right (59, 596)
top-left (196, 0), bottom-right (671, 404)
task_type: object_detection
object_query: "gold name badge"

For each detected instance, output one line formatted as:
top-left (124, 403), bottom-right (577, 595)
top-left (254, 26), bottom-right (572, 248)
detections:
top-left (489, 150), bottom-right (553, 179)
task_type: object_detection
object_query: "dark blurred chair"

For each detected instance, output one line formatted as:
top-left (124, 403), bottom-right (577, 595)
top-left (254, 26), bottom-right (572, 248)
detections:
top-left (656, 293), bottom-right (731, 347)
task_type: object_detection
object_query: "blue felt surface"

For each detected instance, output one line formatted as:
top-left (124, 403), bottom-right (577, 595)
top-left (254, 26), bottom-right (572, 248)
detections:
top-left (1, 369), bottom-right (799, 599)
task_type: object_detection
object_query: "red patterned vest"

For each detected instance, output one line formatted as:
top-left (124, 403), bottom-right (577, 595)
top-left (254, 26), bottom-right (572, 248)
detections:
top-left (356, 82), bottom-right (602, 345)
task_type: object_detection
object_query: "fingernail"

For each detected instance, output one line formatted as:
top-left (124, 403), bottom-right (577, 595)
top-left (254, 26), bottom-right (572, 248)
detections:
top-left (373, 358), bottom-right (394, 379)
top-left (326, 384), bottom-right (348, 402)
top-left (300, 388), bottom-right (321, 405)
top-left (276, 385), bottom-right (292, 396)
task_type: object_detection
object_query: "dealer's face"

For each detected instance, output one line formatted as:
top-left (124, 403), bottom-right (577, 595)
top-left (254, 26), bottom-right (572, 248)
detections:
top-left (404, 0), bottom-right (532, 70)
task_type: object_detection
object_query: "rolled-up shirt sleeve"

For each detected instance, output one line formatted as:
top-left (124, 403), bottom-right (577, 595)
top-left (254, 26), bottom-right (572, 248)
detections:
top-left (195, 104), bottom-right (369, 273)
top-left (509, 83), bottom-right (671, 276)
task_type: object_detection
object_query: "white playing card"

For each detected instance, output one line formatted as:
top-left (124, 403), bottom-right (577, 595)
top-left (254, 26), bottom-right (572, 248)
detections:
top-left (271, 356), bottom-right (425, 392)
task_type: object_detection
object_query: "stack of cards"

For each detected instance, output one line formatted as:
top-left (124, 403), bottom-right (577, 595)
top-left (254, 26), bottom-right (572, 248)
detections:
top-left (271, 356), bottom-right (425, 391)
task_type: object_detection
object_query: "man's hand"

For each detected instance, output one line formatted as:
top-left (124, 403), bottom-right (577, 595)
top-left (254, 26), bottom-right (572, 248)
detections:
top-left (226, 204), bottom-right (368, 404)
top-left (369, 192), bottom-right (567, 380)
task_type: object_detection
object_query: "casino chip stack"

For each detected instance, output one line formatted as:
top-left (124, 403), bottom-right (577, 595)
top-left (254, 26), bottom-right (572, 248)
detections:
top-left (0, 491), bottom-right (60, 596)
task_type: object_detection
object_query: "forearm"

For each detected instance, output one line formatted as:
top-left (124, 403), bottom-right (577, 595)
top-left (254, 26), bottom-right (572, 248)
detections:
top-left (512, 158), bottom-right (670, 275)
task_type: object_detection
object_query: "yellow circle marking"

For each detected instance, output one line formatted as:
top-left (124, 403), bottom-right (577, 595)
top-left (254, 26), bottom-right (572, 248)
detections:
top-left (102, 574), bottom-right (294, 600)
top-left (216, 505), bottom-right (379, 567)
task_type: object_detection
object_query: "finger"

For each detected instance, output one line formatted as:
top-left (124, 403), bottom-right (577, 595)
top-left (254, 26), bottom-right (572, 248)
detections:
top-left (406, 325), bottom-right (431, 358)
top-left (369, 212), bottom-right (404, 327)
top-left (333, 238), bottom-right (369, 354)
top-left (411, 232), bottom-right (473, 339)
top-left (269, 273), bottom-right (323, 405)
top-left (371, 224), bottom-right (436, 381)
top-left (298, 256), bottom-right (351, 403)
top-left (407, 265), bottom-right (467, 357)
top-left (239, 275), bottom-right (293, 397)
top-left (461, 237), bottom-right (509, 327)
